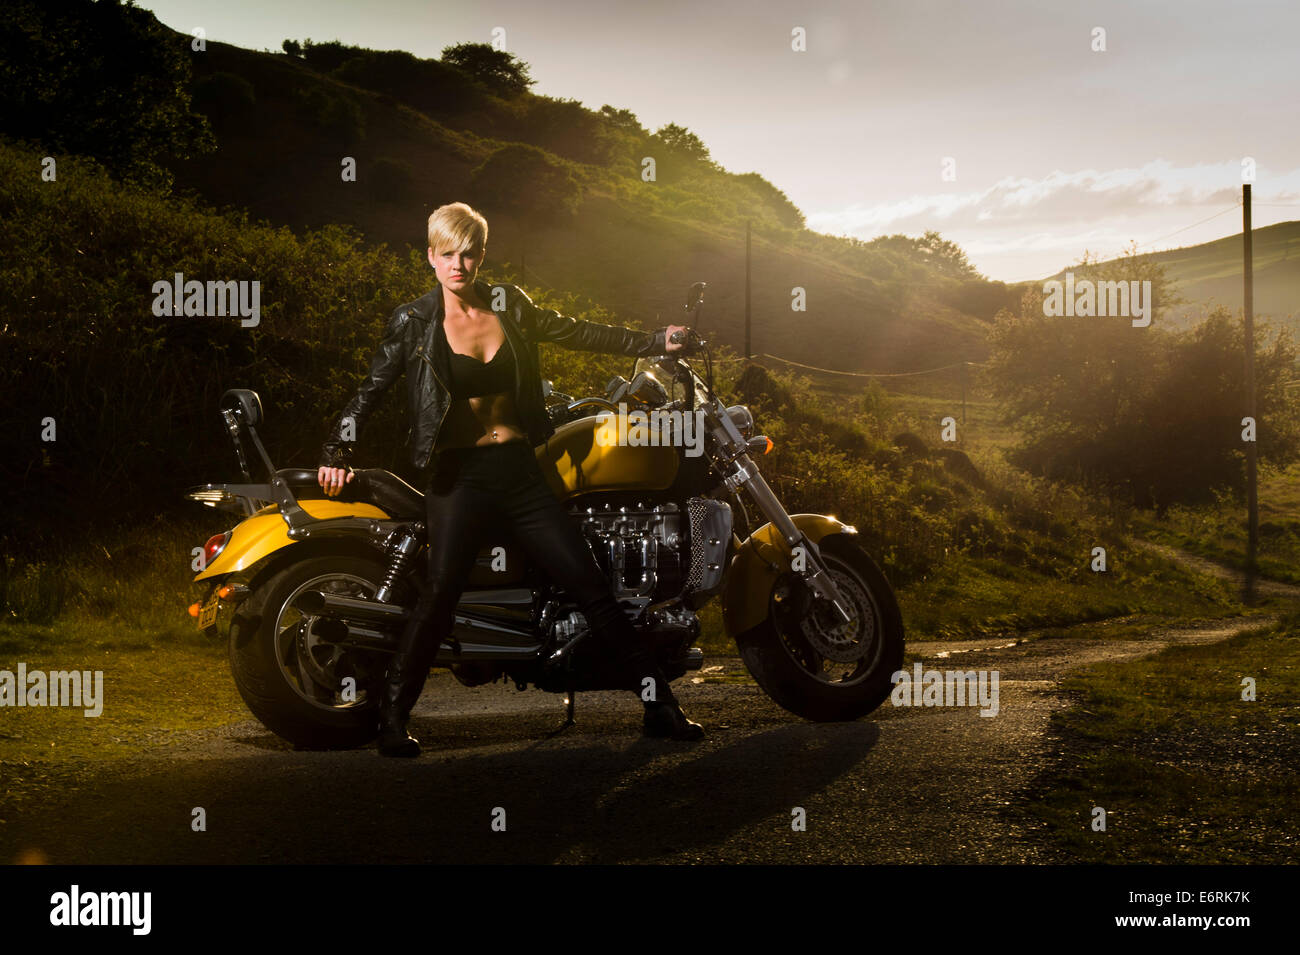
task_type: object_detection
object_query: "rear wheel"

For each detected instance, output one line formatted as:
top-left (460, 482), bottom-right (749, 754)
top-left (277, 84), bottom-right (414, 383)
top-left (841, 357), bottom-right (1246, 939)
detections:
top-left (229, 554), bottom-right (392, 748)
top-left (735, 535), bottom-right (903, 722)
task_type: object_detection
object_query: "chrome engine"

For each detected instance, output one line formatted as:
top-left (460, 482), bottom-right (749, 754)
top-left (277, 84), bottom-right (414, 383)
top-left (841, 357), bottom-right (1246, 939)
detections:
top-left (569, 497), bottom-right (732, 603)
top-left (449, 498), bottom-right (731, 684)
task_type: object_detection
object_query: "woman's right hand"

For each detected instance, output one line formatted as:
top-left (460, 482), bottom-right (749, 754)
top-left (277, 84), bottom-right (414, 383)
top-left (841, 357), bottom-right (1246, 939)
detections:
top-left (317, 466), bottom-right (355, 497)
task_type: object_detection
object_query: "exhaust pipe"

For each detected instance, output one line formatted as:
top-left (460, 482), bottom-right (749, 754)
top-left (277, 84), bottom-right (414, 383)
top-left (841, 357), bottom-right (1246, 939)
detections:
top-left (298, 588), bottom-right (536, 626)
top-left (304, 591), bottom-right (543, 660)
top-left (313, 619), bottom-right (399, 652)
top-left (298, 590), bottom-right (409, 624)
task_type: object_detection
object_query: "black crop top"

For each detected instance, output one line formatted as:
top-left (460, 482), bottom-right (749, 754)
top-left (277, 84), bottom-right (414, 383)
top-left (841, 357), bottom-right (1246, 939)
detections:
top-left (439, 321), bottom-right (515, 398)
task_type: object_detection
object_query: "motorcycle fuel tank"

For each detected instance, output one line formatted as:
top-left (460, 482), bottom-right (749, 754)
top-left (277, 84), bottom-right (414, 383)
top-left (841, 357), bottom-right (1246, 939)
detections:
top-left (535, 414), bottom-right (679, 500)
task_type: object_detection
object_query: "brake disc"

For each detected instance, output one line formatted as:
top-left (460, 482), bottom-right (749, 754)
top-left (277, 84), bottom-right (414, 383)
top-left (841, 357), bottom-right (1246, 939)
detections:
top-left (798, 567), bottom-right (876, 663)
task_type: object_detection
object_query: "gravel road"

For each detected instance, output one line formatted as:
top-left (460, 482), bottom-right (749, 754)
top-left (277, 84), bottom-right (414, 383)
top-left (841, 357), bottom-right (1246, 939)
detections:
top-left (0, 614), bottom-right (1275, 864)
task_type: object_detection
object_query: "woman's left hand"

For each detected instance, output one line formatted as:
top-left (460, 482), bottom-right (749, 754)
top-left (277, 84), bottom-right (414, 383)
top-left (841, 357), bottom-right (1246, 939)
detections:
top-left (664, 324), bottom-right (689, 353)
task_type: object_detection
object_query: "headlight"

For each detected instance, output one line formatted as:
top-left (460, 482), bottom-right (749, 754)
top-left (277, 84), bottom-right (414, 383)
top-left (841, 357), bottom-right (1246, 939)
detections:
top-left (725, 405), bottom-right (754, 438)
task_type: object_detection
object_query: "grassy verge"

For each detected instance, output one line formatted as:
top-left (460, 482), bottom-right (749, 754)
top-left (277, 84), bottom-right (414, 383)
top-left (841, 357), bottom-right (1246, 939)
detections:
top-left (0, 632), bottom-right (239, 761)
top-left (1131, 461), bottom-right (1300, 586)
top-left (0, 510), bottom-right (252, 771)
top-left (897, 544), bottom-right (1246, 642)
top-left (1020, 615), bottom-right (1300, 863)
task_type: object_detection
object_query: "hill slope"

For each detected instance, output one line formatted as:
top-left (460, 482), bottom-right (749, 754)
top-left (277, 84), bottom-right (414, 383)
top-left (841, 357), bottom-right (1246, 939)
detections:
top-left (1046, 220), bottom-right (1300, 331)
top-left (170, 39), bottom-right (1014, 373)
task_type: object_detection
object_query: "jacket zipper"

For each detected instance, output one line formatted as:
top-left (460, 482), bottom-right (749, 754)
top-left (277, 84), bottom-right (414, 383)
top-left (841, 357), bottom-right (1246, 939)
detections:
top-left (416, 343), bottom-right (451, 471)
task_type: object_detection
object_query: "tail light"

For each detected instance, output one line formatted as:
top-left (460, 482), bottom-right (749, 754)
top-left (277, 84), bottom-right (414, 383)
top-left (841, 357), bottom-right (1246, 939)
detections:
top-left (202, 532), bottom-right (230, 568)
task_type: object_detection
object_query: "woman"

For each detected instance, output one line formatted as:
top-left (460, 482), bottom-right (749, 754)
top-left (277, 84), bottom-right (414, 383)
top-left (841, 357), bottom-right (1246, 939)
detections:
top-left (317, 202), bottom-right (704, 756)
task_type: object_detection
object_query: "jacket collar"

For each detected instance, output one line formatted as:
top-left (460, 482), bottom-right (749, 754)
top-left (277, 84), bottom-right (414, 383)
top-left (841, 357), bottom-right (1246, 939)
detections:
top-left (424, 279), bottom-right (513, 324)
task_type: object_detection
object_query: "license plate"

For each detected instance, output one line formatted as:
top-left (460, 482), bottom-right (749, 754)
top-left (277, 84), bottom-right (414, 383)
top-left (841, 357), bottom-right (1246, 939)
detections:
top-left (197, 592), bottom-right (220, 629)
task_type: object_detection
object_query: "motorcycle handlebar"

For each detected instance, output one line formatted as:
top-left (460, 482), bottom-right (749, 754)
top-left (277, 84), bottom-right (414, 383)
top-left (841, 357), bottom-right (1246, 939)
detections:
top-left (669, 328), bottom-right (706, 352)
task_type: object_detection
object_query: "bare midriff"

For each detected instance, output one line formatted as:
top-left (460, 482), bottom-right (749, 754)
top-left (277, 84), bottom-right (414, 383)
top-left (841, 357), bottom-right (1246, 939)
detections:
top-left (435, 292), bottom-right (528, 451)
top-left (436, 392), bottom-right (527, 449)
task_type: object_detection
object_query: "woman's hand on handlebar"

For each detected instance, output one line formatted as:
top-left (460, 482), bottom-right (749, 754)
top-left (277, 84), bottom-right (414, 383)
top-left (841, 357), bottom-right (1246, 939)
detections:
top-left (317, 466), bottom-right (354, 497)
top-left (665, 324), bottom-right (690, 353)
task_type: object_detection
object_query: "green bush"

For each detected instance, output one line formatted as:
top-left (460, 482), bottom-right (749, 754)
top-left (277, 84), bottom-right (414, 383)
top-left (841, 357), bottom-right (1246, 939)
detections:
top-left (468, 143), bottom-right (583, 220)
top-left (0, 0), bottom-right (215, 190)
top-left (368, 157), bottom-right (416, 203)
top-left (293, 86), bottom-right (365, 143)
top-left (192, 72), bottom-right (257, 130)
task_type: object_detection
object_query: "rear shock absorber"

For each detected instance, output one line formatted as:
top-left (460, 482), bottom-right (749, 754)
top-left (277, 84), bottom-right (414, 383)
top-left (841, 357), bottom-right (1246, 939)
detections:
top-left (376, 522), bottom-right (425, 604)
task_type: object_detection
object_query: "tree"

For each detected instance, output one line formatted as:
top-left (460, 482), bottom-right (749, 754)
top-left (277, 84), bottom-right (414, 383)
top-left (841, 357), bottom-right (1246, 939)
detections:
top-left (1059, 241), bottom-right (1185, 323)
top-left (734, 172), bottom-right (805, 228)
top-left (652, 123), bottom-right (713, 163)
top-left (468, 144), bottom-right (583, 220)
top-left (440, 42), bottom-right (534, 97)
top-left (0, 0), bottom-right (215, 190)
top-left (599, 105), bottom-right (643, 134)
top-left (986, 247), bottom-right (1300, 509)
top-left (917, 231), bottom-right (978, 279)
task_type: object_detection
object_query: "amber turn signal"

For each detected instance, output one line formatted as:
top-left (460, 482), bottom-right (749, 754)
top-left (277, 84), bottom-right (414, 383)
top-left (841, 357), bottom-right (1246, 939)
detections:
top-left (217, 583), bottom-right (251, 602)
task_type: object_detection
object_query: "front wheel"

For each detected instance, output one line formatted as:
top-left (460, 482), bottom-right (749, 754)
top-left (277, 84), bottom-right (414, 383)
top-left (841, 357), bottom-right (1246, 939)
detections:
top-left (228, 554), bottom-right (393, 748)
top-left (735, 535), bottom-right (904, 722)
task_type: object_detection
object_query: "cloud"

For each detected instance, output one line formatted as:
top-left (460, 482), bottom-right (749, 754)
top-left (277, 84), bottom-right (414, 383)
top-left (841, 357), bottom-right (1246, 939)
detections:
top-left (808, 159), bottom-right (1300, 238)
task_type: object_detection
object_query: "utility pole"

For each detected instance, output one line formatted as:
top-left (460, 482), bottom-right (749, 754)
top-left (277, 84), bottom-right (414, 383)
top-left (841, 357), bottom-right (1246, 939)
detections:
top-left (1244, 183), bottom-right (1257, 603)
top-left (745, 220), bottom-right (752, 361)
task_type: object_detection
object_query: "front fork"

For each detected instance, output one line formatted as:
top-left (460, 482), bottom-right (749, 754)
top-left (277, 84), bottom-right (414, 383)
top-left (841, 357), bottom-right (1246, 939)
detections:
top-left (724, 453), bottom-right (853, 624)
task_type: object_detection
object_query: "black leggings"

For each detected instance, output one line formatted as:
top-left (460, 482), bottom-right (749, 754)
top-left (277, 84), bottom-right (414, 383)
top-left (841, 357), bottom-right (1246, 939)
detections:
top-left (404, 441), bottom-right (642, 681)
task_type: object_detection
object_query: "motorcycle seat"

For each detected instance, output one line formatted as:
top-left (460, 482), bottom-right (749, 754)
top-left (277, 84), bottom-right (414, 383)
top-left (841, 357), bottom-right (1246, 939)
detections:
top-left (353, 468), bottom-right (426, 520)
top-left (275, 468), bottom-right (426, 520)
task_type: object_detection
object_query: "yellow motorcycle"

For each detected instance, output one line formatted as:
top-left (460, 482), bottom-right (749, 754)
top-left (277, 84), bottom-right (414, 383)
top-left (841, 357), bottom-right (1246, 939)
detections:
top-left (185, 284), bottom-right (903, 747)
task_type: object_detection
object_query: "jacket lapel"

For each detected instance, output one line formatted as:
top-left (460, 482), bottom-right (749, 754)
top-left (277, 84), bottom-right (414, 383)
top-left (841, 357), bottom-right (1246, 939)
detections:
top-left (426, 282), bottom-right (453, 388)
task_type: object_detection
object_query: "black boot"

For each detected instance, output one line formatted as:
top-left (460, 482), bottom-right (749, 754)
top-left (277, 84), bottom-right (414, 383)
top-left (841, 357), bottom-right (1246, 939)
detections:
top-left (377, 599), bottom-right (436, 757)
top-left (583, 595), bottom-right (704, 741)
top-left (377, 666), bottom-right (422, 757)
top-left (632, 653), bottom-right (704, 741)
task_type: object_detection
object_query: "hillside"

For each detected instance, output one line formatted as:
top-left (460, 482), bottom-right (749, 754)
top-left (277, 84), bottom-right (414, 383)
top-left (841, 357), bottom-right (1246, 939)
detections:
top-left (168, 38), bottom-right (1016, 373)
top-left (1156, 220), bottom-right (1300, 329)
top-left (1047, 220), bottom-right (1300, 332)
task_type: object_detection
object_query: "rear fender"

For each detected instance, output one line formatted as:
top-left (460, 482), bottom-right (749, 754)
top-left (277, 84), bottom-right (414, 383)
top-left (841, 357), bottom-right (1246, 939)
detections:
top-left (193, 499), bottom-right (391, 583)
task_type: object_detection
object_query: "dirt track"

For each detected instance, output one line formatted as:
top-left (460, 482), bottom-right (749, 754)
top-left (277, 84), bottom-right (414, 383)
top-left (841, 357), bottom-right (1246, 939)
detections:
top-left (0, 615), bottom-right (1275, 864)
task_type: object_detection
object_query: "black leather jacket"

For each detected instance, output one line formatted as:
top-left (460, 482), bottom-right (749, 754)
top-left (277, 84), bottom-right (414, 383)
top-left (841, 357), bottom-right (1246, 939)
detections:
top-left (318, 280), bottom-right (668, 477)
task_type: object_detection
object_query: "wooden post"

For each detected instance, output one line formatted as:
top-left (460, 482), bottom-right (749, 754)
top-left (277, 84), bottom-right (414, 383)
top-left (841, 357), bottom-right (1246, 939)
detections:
top-left (961, 362), bottom-right (968, 426)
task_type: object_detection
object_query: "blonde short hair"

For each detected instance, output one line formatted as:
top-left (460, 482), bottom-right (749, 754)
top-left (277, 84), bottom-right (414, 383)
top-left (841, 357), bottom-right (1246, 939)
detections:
top-left (427, 202), bottom-right (488, 256)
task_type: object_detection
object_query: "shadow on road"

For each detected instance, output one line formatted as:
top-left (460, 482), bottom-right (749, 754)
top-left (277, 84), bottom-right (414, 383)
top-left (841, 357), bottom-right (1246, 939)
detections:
top-left (3, 711), bottom-right (881, 864)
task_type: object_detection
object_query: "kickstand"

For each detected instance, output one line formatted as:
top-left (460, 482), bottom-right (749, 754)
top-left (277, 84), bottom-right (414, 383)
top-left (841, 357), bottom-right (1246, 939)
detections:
top-left (546, 672), bottom-right (577, 738)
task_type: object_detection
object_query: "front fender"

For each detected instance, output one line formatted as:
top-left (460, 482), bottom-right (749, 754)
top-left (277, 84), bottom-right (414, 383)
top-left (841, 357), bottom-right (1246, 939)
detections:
top-left (720, 514), bottom-right (858, 637)
top-left (193, 499), bottom-right (392, 582)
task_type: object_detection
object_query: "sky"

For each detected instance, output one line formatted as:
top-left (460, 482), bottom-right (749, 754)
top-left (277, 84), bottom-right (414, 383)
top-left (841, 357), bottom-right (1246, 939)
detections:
top-left (138, 0), bottom-right (1300, 282)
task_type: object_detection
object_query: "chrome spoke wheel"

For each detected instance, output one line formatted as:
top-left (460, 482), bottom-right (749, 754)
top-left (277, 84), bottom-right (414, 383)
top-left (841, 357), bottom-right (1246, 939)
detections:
top-left (273, 572), bottom-right (383, 712)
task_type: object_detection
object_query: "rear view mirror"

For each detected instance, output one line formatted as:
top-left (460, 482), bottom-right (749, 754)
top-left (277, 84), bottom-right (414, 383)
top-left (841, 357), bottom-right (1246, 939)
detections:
top-left (685, 281), bottom-right (706, 311)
